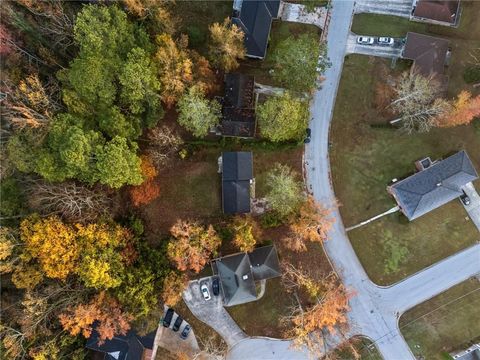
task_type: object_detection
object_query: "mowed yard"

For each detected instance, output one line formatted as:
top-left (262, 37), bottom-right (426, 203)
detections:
top-left (330, 54), bottom-right (480, 284)
top-left (400, 278), bottom-right (480, 360)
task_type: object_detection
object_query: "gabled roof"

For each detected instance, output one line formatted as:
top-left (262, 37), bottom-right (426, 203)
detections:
top-left (389, 151), bottom-right (478, 220)
top-left (224, 73), bottom-right (255, 109)
top-left (413, 0), bottom-right (460, 24)
top-left (403, 32), bottom-right (449, 77)
top-left (222, 152), bottom-right (253, 214)
top-left (213, 245), bottom-right (282, 306)
top-left (233, 0), bottom-right (281, 58)
top-left (86, 330), bottom-right (155, 360)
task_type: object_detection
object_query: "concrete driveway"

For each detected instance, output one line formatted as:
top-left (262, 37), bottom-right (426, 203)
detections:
top-left (183, 277), bottom-right (246, 347)
top-left (355, 0), bottom-right (413, 17)
top-left (346, 33), bottom-right (404, 58)
top-left (461, 182), bottom-right (480, 231)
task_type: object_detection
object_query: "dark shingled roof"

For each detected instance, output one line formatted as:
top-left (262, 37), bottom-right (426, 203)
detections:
top-left (413, 0), bottom-right (460, 24)
top-left (213, 245), bottom-right (281, 306)
top-left (86, 329), bottom-right (155, 360)
top-left (389, 151), bottom-right (478, 220)
top-left (403, 32), bottom-right (449, 77)
top-left (224, 73), bottom-right (255, 109)
top-left (222, 152), bottom-right (253, 214)
top-left (232, 0), bottom-right (281, 58)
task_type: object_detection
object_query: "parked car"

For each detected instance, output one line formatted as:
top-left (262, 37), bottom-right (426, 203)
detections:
top-left (304, 128), bottom-right (312, 144)
top-left (200, 283), bottom-right (211, 301)
top-left (162, 308), bottom-right (174, 328)
top-left (460, 191), bottom-right (471, 205)
top-left (356, 36), bottom-right (375, 45)
top-left (378, 37), bottom-right (394, 45)
top-left (172, 316), bottom-right (183, 332)
top-left (212, 277), bottom-right (220, 296)
top-left (180, 324), bottom-right (191, 340)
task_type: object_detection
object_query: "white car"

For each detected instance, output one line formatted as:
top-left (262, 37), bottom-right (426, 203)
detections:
top-left (201, 283), bottom-right (211, 301)
top-left (356, 36), bottom-right (375, 45)
top-left (378, 37), bottom-right (394, 45)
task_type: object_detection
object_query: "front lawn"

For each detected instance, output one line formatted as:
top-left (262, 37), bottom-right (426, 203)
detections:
top-left (400, 278), bottom-right (480, 360)
top-left (330, 54), bottom-right (480, 285)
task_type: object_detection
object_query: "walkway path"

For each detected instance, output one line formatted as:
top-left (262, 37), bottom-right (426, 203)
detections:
top-left (462, 182), bottom-right (480, 231)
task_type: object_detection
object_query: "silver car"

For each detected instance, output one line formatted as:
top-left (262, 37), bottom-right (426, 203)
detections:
top-left (356, 36), bottom-right (375, 45)
top-left (201, 283), bottom-right (211, 301)
top-left (378, 37), bottom-right (394, 45)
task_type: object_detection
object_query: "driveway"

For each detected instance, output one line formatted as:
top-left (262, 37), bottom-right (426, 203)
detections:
top-left (461, 182), bottom-right (480, 231)
top-left (183, 277), bottom-right (247, 347)
top-left (346, 33), bottom-right (404, 58)
top-left (355, 0), bottom-right (413, 17)
top-left (280, 2), bottom-right (327, 29)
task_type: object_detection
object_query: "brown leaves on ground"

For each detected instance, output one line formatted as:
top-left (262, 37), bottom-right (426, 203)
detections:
top-left (283, 196), bottom-right (335, 252)
top-left (130, 155), bottom-right (160, 207)
top-left (435, 91), bottom-right (480, 128)
top-left (59, 292), bottom-right (133, 344)
top-left (167, 220), bottom-right (221, 273)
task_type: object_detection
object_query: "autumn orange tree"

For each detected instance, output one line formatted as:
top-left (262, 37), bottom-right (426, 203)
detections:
top-left (167, 220), bottom-right (221, 272)
top-left (161, 271), bottom-right (188, 307)
top-left (435, 91), bottom-right (480, 128)
top-left (231, 215), bottom-right (262, 252)
top-left (284, 196), bottom-right (335, 252)
top-left (130, 155), bottom-right (160, 207)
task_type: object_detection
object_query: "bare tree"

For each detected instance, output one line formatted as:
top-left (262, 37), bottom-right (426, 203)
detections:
top-left (390, 71), bottom-right (449, 133)
top-left (25, 180), bottom-right (112, 223)
top-left (146, 126), bottom-right (183, 168)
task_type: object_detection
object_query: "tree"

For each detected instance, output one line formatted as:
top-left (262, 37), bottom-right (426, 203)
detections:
top-left (161, 271), bottom-right (188, 307)
top-left (167, 220), bottom-right (221, 272)
top-left (154, 33), bottom-right (193, 107)
top-left (390, 71), bottom-right (449, 133)
top-left (265, 164), bottom-right (305, 219)
top-left (177, 85), bottom-right (221, 137)
top-left (231, 215), bottom-right (261, 253)
top-left (59, 292), bottom-right (133, 343)
top-left (435, 91), bottom-right (480, 127)
top-left (146, 125), bottom-right (183, 168)
top-left (208, 17), bottom-right (245, 72)
top-left (95, 137), bottom-right (143, 189)
top-left (285, 197), bottom-right (335, 252)
top-left (123, 0), bottom-right (177, 34)
top-left (257, 92), bottom-right (309, 142)
top-left (272, 34), bottom-right (328, 93)
top-left (130, 155), bottom-right (161, 206)
top-left (20, 215), bottom-right (79, 280)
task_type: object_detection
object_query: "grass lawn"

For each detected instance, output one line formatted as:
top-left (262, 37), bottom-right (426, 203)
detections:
top-left (351, 1), bottom-right (480, 97)
top-left (400, 278), bottom-right (480, 359)
top-left (330, 54), bottom-right (480, 285)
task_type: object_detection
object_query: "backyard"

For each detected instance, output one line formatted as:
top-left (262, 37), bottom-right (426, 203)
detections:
top-left (330, 53), bottom-right (480, 285)
top-left (400, 278), bottom-right (480, 359)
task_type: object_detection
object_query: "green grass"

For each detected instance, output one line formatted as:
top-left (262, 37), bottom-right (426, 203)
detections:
top-left (400, 278), bottom-right (480, 360)
top-left (330, 54), bottom-right (480, 285)
top-left (330, 337), bottom-right (383, 360)
top-left (350, 1), bottom-right (480, 97)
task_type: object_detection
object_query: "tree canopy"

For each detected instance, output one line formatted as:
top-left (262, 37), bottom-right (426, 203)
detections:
top-left (208, 17), bottom-right (246, 72)
top-left (257, 92), bottom-right (310, 142)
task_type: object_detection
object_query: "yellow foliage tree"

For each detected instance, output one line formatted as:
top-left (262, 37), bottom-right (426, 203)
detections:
top-left (161, 272), bottom-right (188, 307)
top-left (435, 91), bottom-right (480, 127)
top-left (208, 18), bottom-right (245, 72)
top-left (232, 215), bottom-right (261, 252)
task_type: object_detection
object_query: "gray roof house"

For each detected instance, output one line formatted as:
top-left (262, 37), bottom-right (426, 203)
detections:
top-left (451, 344), bottom-right (480, 360)
top-left (232, 0), bottom-right (281, 59)
top-left (412, 0), bottom-right (461, 27)
top-left (222, 152), bottom-right (253, 214)
top-left (212, 245), bottom-right (281, 306)
top-left (387, 150), bottom-right (478, 220)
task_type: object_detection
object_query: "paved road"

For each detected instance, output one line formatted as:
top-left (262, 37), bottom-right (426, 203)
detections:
top-left (462, 182), bottom-right (480, 231)
top-left (346, 33), bottom-right (404, 58)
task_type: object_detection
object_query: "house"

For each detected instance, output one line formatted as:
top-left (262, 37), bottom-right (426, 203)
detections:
top-left (221, 152), bottom-right (253, 214)
top-left (220, 73), bottom-right (257, 138)
top-left (211, 245), bottom-right (281, 306)
top-left (387, 150), bottom-right (478, 221)
top-left (451, 344), bottom-right (480, 360)
top-left (402, 32), bottom-right (450, 80)
top-left (86, 329), bottom-right (155, 360)
top-left (232, 0), bottom-right (281, 59)
top-left (412, 0), bottom-right (461, 27)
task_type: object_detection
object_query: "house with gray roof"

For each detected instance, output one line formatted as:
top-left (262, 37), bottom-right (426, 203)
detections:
top-left (451, 343), bottom-right (480, 360)
top-left (221, 152), bottom-right (254, 214)
top-left (387, 150), bottom-right (478, 221)
top-left (212, 245), bottom-right (281, 306)
top-left (412, 0), bottom-right (461, 27)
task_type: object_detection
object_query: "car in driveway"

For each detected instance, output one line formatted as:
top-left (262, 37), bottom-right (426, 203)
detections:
top-left (162, 308), bottom-right (174, 328)
top-left (377, 37), bottom-right (394, 45)
top-left (172, 316), bottom-right (183, 332)
top-left (304, 128), bottom-right (312, 144)
top-left (212, 277), bottom-right (220, 296)
top-left (200, 283), bottom-right (211, 301)
top-left (356, 36), bottom-right (375, 45)
top-left (460, 191), bottom-right (471, 205)
top-left (180, 324), bottom-right (191, 340)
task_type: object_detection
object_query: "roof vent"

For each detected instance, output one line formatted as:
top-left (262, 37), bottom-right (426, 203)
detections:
top-left (242, 274), bottom-right (249, 280)
top-left (436, 182), bottom-right (442, 187)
